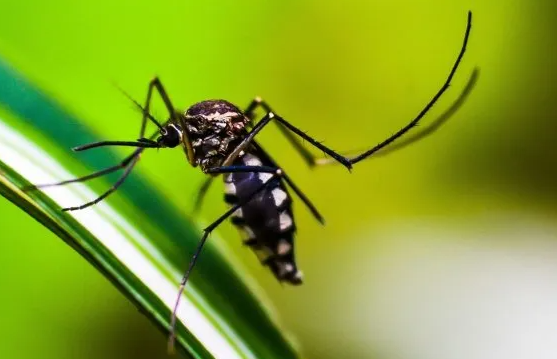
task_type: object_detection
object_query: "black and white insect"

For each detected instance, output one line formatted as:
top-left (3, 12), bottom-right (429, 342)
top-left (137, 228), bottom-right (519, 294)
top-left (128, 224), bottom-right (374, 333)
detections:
top-left (28, 12), bottom-right (472, 352)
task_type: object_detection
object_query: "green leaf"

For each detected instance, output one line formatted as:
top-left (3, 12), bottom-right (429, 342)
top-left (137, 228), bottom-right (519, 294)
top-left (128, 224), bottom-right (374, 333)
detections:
top-left (0, 59), bottom-right (301, 358)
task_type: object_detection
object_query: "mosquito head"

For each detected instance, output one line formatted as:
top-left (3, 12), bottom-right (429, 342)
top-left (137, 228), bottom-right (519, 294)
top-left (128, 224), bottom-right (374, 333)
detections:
top-left (157, 123), bottom-right (182, 148)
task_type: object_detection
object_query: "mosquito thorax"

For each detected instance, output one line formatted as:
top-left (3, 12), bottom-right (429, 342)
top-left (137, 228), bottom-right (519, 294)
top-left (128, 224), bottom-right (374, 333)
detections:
top-left (184, 100), bottom-right (250, 170)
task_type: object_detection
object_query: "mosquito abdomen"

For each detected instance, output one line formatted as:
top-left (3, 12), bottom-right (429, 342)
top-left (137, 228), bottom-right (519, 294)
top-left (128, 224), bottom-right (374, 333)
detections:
top-left (223, 151), bottom-right (303, 284)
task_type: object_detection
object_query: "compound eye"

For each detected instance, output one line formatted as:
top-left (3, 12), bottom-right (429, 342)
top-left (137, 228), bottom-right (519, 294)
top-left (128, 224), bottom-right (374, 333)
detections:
top-left (160, 126), bottom-right (181, 148)
top-left (167, 132), bottom-right (180, 147)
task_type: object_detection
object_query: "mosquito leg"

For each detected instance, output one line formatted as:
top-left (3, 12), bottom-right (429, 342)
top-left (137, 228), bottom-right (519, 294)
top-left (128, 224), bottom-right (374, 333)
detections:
top-left (71, 140), bottom-right (160, 151)
top-left (23, 149), bottom-right (142, 191)
top-left (191, 177), bottom-right (214, 215)
top-left (221, 111), bottom-right (350, 169)
top-left (264, 113), bottom-right (353, 169)
top-left (144, 77), bottom-right (196, 165)
top-left (222, 113), bottom-right (334, 221)
top-left (314, 67), bottom-right (480, 165)
top-left (347, 11), bottom-right (472, 165)
top-left (113, 82), bottom-right (162, 138)
top-left (25, 131), bottom-right (161, 191)
top-left (247, 66), bottom-right (477, 168)
top-left (62, 155), bottom-right (140, 211)
top-left (28, 77), bottom-right (182, 209)
top-left (244, 97), bottom-right (319, 167)
top-left (243, 11), bottom-right (472, 169)
top-left (25, 127), bottom-right (163, 191)
top-left (281, 173), bottom-right (324, 224)
top-left (204, 165), bottom-right (279, 174)
top-left (195, 142), bottom-right (324, 223)
top-left (251, 141), bottom-right (324, 224)
top-left (168, 167), bottom-right (281, 353)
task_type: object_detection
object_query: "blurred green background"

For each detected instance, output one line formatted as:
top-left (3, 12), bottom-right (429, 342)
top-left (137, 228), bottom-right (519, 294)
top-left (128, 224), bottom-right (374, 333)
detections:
top-left (1, 1), bottom-right (557, 359)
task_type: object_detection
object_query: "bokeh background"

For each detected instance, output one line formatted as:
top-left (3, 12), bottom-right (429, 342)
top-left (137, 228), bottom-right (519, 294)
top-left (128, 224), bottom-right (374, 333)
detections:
top-left (1, 1), bottom-right (556, 359)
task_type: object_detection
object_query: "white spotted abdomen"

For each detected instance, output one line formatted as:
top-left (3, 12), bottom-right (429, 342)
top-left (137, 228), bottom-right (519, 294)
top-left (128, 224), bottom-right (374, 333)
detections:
top-left (223, 151), bottom-right (302, 284)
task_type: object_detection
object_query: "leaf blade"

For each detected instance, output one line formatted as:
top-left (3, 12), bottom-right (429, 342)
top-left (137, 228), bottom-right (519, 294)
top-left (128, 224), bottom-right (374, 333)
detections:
top-left (0, 59), bottom-right (301, 359)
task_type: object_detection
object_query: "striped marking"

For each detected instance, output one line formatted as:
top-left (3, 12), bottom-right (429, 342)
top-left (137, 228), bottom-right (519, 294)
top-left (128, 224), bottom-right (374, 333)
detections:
top-left (277, 262), bottom-right (294, 277)
top-left (224, 182), bottom-right (236, 195)
top-left (244, 155), bottom-right (262, 166)
top-left (259, 172), bottom-right (273, 183)
top-left (284, 263), bottom-right (294, 272)
top-left (279, 211), bottom-right (293, 231)
top-left (241, 225), bottom-right (255, 241)
top-left (277, 239), bottom-right (292, 256)
top-left (202, 111), bottom-right (241, 121)
top-left (232, 207), bottom-right (243, 218)
top-left (272, 188), bottom-right (288, 207)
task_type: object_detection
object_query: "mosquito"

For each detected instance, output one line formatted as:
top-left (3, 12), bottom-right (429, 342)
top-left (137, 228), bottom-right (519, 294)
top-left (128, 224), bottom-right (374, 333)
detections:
top-left (27, 11), bottom-right (472, 353)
